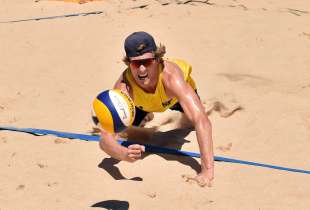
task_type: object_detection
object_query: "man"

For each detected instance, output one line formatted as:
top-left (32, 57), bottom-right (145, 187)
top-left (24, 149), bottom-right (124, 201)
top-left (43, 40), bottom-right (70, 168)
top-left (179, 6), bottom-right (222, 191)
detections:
top-left (98, 31), bottom-right (214, 187)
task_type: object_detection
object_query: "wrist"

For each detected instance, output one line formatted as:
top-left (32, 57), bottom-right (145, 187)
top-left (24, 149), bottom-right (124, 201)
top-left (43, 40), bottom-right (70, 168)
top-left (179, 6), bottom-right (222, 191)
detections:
top-left (201, 161), bottom-right (214, 170)
top-left (201, 156), bottom-right (214, 166)
top-left (206, 163), bottom-right (214, 169)
top-left (201, 166), bottom-right (214, 180)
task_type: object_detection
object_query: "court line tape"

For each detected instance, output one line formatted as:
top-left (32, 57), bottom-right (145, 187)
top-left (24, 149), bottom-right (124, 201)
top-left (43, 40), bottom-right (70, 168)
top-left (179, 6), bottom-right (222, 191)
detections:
top-left (0, 11), bottom-right (103, 23)
top-left (0, 126), bottom-right (309, 175)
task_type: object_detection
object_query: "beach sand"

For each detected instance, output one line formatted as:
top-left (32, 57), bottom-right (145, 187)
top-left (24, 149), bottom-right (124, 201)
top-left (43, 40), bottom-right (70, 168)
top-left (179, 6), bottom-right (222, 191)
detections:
top-left (0, 0), bottom-right (310, 209)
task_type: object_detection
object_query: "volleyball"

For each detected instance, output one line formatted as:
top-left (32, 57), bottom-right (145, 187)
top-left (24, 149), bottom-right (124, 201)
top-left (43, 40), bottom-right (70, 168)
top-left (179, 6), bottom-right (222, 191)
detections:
top-left (92, 89), bottom-right (135, 133)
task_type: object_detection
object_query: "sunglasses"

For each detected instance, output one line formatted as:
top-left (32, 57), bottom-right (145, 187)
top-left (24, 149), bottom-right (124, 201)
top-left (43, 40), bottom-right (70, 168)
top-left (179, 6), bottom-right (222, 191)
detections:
top-left (130, 58), bottom-right (155, 68)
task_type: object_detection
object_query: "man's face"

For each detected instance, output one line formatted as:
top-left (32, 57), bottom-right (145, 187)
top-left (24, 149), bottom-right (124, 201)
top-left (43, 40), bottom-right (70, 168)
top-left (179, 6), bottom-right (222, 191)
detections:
top-left (129, 52), bottom-right (159, 90)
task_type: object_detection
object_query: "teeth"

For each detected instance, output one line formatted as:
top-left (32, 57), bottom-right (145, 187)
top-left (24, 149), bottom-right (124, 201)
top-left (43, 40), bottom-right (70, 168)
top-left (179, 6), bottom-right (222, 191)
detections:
top-left (138, 74), bottom-right (148, 79)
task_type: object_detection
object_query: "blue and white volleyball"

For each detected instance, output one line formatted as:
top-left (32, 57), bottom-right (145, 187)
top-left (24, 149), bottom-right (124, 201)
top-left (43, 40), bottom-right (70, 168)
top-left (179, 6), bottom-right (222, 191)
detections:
top-left (92, 89), bottom-right (135, 133)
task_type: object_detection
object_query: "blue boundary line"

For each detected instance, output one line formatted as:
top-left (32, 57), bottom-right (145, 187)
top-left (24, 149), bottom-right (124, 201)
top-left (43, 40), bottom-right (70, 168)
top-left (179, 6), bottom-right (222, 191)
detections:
top-left (0, 11), bottom-right (103, 23)
top-left (0, 126), bottom-right (309, 175)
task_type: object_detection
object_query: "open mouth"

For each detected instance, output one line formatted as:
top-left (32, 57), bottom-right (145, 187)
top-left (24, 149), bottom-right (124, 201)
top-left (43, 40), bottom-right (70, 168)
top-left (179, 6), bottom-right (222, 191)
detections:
top-left (138, 74), bottom-right (148, 80)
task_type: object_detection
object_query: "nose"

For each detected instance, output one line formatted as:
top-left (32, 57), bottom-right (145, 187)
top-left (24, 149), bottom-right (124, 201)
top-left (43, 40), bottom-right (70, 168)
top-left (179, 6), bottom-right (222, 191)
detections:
top-left (138, 64), bottom-right (147, 73)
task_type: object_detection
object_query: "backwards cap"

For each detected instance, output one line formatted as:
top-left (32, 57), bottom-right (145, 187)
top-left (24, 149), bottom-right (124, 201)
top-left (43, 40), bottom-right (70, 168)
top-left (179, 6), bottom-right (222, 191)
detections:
top-left (124, 31), bottom-right (157, 57)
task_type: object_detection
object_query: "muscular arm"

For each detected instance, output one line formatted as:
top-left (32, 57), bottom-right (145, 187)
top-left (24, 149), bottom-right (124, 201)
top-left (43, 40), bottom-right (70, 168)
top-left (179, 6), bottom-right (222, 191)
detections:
top-left (99, 129), bottom-right (144, 162)
top-left (163, 62), bottom-right (214, 179)
top-left (99, 130), bottom-right (129, 160)
top-left (98, 72), bottom-right (143, 162)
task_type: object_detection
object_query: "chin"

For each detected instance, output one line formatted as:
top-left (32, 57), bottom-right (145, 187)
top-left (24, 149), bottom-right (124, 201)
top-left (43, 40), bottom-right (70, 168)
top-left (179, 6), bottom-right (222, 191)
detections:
top-left (135, 78), bottom-right (150, 86)
top-left (143, 78), bottom-right (151, 85)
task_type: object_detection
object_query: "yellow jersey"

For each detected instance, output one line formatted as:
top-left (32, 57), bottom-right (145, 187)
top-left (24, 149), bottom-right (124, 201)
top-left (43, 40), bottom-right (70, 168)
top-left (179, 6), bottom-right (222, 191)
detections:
top-left (124, 58), bottom-right (197, 112)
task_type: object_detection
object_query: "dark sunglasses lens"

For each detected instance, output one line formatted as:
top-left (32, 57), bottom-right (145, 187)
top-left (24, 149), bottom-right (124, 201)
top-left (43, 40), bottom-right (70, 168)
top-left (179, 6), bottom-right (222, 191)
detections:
top-left (131, 60), bottom-right (141, 67)
top-left (131, 58), bottom-right (154, 67)
top-left (143, 59), bottom-right (154, 66)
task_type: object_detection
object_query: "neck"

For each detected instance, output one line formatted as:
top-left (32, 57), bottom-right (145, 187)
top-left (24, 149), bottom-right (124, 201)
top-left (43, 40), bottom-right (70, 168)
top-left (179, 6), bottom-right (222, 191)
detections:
top-left (143, 82), bottom-right (157, 93)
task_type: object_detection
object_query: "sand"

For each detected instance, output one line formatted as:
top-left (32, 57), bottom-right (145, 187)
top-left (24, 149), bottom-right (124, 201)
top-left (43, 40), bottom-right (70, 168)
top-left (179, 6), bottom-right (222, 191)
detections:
top-left (0, 0), bottom-right (310, 209)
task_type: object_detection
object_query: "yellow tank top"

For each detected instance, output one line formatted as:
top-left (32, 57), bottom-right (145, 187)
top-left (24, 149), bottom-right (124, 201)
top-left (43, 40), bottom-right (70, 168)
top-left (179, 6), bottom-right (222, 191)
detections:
top-left (124, 58), bottom-right (196, 112)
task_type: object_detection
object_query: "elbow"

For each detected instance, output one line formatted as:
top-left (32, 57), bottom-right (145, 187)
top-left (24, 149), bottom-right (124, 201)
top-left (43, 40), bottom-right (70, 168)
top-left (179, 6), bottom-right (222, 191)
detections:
top-left (194, 113), bottom-right (212, 130)
top-left (205, 115), bottom-right (212, 129)
top-left (98, 138), bottom-right (128, 162)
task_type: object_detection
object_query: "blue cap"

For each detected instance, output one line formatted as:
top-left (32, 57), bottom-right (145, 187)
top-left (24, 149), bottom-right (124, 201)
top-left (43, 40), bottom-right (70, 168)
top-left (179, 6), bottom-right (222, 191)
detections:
top-left (124, 31), bottom-right (157, 57)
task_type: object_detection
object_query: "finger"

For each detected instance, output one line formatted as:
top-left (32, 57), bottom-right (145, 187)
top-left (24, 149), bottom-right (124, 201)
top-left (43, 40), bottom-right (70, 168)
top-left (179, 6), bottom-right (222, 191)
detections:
top-left (128, 149), bottom-right (143, 155)
top-left (196, 177), bottom-right (207, 187)
top-left (181, 174), bottom-right (211, 188)
top-left (141, 145), bottom-right (145, 152)
top-left (128, 144), bottom-right (141, 149)
top-left (128, 144), bottom-right (145, 152)
top-left (181, 174), bottom-right (196, 183)
top-left (128, 153), bottom-right (142, 159)
top-left (196, 176), bottom-right (212, 188)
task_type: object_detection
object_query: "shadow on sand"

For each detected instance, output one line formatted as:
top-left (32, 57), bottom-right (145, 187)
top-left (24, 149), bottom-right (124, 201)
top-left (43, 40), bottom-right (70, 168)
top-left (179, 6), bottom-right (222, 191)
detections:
top-left (91, 200), bottom-right (129, 209)
top-left (98, 127), bottom-right (201, 180)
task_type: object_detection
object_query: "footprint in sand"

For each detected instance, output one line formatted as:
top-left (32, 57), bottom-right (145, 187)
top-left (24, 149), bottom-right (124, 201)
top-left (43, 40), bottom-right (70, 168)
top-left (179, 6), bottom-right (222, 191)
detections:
top-left (146, 192), bottom-right (157, 198)
top-left (302, 32), bottom-right (310, 39)
top-left (182, 174), bottom-right (212, 188)
top-left (203, 93), bottom-right (243, 118)
top-left (228, 3), bottom-right (248, 11)
top-left (47, 182), bottom-right (58, 187)
top-left (1, 137), bottom-right (7, 143)
top-left (238, 4), bottom-right (248, 10)
top-left (156, 0), bottom-right (213, 6)
top-left (286, 8), bottom-right (309, 16)
top-left (16, 185), bottom-right (25, 190)
top-left (37, 163), bottom-right (47, 168)
top-left (54, 138), bottom-right (69, 144)
top-left (48, 0), bottom-right (103, 3)
top-left (156, 0), bottom-right (170, 5)
top-left (217, 73), bottom-right (271, 85)
top-left (216, 142), bottom-right (232, 152)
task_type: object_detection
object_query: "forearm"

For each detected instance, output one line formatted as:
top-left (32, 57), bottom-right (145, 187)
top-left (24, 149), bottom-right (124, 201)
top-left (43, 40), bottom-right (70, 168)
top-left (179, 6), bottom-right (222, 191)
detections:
top-left (99, 133), bottom-right (129, 161)
top-left (195, 116), bottom-right (214, 172)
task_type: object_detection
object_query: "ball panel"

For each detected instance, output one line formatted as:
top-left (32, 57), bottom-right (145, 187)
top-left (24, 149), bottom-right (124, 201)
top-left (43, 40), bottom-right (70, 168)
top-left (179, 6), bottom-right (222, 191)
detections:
top-left (109, 90), bottom-right (131, 126)
top-left (93, 89), bottom-right (135, 133)
top-left (93, 98), bottom-right (114, 133)
top-left (96, 90), bottom-right (128, 133)
top-left (113, 89), bottom-right (136, 125)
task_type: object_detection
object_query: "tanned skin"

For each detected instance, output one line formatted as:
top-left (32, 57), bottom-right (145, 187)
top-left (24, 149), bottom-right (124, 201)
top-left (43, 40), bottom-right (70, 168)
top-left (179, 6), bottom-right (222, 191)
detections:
top-left (99, 52), bottom-right (214, 187)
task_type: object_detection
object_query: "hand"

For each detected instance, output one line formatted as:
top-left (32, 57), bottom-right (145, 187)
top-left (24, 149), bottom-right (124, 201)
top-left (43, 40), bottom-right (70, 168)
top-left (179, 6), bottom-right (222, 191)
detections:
top-left (126, 144), bottom-right (145, 162)
top-left (182, 168), bottom-right (214, 187)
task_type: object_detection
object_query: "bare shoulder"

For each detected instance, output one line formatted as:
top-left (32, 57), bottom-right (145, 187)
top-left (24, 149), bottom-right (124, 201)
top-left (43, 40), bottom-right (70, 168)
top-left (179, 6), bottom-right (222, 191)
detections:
top-left (162, 60), bottom-right (184, 83)
top-left (162, 60), bottom-right (187, 97)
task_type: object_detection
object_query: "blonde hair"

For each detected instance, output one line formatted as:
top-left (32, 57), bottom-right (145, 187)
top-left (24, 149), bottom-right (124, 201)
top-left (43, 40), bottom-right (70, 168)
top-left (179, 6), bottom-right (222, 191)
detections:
top-left (122, 44), bottom-right (166, 66)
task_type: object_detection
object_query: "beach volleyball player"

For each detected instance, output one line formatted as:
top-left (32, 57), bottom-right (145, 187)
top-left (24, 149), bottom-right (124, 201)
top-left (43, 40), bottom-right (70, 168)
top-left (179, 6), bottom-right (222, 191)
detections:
top-left (95, 31), bottom-right (214, 187)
